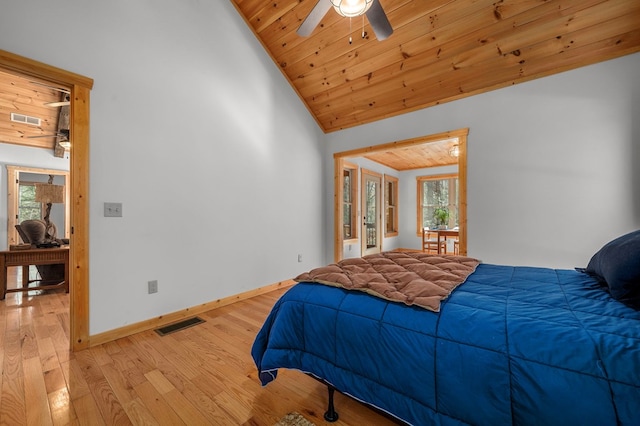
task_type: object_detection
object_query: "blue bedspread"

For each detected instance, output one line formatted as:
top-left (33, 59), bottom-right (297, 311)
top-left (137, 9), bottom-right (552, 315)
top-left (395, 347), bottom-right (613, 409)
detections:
top-left (252, 264), bottom-right (640, 425)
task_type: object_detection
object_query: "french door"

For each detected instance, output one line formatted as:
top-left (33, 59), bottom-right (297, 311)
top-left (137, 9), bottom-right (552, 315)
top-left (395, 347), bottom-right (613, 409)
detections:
top-left (361, 169), bottom-right (382, 256)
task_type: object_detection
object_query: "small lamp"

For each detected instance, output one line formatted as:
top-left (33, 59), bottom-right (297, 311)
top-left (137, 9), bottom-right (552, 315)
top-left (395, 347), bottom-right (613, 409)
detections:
top-left (35, 181), bottom-right (65, 241)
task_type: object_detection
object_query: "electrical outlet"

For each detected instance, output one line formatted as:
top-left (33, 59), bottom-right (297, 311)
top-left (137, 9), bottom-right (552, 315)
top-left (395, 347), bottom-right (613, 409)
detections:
top-left (297, 254), bottom-right (303, 263)
top-left (104, 202), bottom-right (123, 217)
top-left (148, 280), bottom-right (158, 294)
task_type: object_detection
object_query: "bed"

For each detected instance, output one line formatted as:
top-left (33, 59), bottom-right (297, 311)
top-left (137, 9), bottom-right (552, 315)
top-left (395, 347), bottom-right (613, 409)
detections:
top-left (252, 231), bottom-right (640, 425)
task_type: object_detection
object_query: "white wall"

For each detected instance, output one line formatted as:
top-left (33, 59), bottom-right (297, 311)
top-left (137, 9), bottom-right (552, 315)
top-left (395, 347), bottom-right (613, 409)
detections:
top-left (0, 0), bottom-right (325, 334)
top-left (326, 53), bottom-right (640, 269)
top-left (0, 144), bottom-right (70, 247)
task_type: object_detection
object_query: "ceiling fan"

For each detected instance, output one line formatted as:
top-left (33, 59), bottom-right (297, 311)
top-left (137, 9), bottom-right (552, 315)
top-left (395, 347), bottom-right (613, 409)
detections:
top-left (297, 0), bottom-right (393, 41)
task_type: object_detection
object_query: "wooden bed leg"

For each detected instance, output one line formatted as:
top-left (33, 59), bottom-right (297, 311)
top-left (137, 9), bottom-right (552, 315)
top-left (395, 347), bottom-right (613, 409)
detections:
top-left (324, 385), bottom-right (339, 422)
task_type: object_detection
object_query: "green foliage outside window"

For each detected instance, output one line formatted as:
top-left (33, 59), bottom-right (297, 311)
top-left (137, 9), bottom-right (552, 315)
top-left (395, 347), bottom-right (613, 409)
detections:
top-left (18, 184), bottom-right (41, 222)
top-left (421, 177), bottom-right (458, 229)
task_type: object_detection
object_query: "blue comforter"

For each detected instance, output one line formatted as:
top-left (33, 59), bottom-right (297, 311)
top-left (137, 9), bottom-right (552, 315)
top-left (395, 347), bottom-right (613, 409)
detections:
top-left (252, 264), bottom-right (640, 425)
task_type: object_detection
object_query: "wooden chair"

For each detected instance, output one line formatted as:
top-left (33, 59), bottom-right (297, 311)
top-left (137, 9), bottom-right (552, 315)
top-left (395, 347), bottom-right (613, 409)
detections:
top-left (422, 228), bottom-right (446, 254)
top-left (453, 239), bottom-right (460, 255)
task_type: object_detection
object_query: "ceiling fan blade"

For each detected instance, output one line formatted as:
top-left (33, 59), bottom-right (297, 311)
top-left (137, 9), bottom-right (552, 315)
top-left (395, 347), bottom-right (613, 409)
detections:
top-left (29, 81), bottom-right (71, 94)
top-left (297, 0), bottom-right (332, 37)
top-left (27, 134), bottom-right (60, 139)
top-left (44, 101), bottom-right (70, 107)
top-left (366, 0), bottom-right (393, 40)
top-left (27, 129), bottom-right (69, 139)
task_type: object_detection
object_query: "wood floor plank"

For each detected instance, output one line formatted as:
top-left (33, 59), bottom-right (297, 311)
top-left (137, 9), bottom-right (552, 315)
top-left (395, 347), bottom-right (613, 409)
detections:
top-left (48, 386), bottom-right (78, 426)
top-left (131, 381), bottom-right (186, 426)
top-left (37, 336), bottom-right (59, 373)
top-left (23, 356), bottom-right (53, 426)
top-left (0, 376), bottom-right (26, 426)
top-left (120, 397), bottom-right (162, 426)
top-left (74, 350), bottom-right (131, 426)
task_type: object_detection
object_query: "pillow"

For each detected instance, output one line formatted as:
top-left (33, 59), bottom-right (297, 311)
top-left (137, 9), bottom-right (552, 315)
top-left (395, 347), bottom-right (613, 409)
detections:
top-left (583, 229), bottom-right (640, 308)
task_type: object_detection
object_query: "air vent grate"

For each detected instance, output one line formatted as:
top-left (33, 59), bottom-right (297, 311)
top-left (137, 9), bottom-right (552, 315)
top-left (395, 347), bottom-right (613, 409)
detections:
top-left (10, 112), bottom-right (41, 126)
top-left (155, 317), bottom-right (205, 336)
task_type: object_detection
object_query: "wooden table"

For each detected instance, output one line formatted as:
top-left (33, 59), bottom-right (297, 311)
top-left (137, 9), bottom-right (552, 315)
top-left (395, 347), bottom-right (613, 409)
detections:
top-left (0, 247), bottom-right (69, 300)
top-left (434, 229), bottom-right (459, 254)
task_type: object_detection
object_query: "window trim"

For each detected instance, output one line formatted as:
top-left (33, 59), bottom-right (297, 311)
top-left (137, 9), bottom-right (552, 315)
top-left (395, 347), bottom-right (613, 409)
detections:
top-left (7, 165), bottom-right (71, 246)
top-left (342, 161), bottom-right (359, 243)
top-left (384, 174), bottom-right (399, 237)
top-left (416, 173), bottom-right (458, 235)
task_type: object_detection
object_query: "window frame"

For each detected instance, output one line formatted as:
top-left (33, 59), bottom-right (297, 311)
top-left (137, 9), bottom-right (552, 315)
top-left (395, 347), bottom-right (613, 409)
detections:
top-left (416, 173), bottom-right (459, 234)
top-left (18, 181), bottom-right (43, 222)
top-left (384, 174), bottom-right (399, 237)
top-left (342, 161), bottom-right (359, 243)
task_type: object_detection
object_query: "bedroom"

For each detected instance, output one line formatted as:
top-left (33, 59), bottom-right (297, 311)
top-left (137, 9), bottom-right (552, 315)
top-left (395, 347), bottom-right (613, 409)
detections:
top-left (0, 0), bottom-right (639, 424)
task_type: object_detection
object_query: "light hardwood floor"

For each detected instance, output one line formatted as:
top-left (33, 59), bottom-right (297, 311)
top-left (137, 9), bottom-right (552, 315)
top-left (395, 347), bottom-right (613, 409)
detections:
top-left (0, 268), bottom-right (398, 425)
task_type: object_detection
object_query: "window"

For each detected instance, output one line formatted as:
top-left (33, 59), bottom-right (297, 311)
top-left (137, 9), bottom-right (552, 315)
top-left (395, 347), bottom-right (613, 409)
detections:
top-left (384, 175), bottom-right (398, 236)
top-left (417, 174), bottom-right (458, 232)
top-left (18, 182), bottom-right (42, 222)
top-left (343, 162), bottom-right (358, 241)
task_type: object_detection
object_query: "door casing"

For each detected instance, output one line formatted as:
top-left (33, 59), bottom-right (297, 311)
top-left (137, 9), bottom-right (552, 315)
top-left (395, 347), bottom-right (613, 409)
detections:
top-left (333, 128), bottom-right (469, 262)
top-left (1, 49), bottom-right (93, 351)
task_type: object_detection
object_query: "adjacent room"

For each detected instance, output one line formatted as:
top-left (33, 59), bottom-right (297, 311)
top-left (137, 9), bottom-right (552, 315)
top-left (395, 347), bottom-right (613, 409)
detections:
top-left (1, 0), bottom-right (638, 424)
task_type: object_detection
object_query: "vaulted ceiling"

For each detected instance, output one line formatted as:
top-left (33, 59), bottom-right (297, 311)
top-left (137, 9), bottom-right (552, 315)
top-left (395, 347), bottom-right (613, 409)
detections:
top-left (232, 0), bottom-right (640, 133)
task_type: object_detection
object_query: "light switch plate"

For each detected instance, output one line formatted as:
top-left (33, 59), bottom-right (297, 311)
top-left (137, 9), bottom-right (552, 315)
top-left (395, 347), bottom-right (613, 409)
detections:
top-left (104, 202), bottom-right (123, 217)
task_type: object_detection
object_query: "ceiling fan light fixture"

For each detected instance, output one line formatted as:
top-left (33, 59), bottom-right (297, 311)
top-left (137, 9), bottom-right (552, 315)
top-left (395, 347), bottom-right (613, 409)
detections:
top-left (331, 0), bottom-right (373, 18)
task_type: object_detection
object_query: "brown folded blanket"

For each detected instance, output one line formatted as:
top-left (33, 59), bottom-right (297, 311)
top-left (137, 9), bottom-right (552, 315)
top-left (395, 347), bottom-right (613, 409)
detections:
top-left (295, 251), bottom-right (481, 312)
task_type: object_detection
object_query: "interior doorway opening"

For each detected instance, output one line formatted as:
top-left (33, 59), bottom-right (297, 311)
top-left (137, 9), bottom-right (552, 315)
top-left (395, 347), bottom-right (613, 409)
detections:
top-left (333, 128), bottom-right (469, 262)
top-left (0, 50), bottom-right (93, 351)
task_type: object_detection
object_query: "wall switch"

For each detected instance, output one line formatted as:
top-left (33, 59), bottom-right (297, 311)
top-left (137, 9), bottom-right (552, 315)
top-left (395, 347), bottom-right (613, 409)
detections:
top-left (104, 202), bottom-right (123, 217)
top-left (297, 254), bottom-right (303, 263)
top-left (148, 280), bottom-right (158, 294)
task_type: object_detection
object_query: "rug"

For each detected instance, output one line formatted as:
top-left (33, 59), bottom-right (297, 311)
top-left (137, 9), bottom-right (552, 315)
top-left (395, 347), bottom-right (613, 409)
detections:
top-left (274, 412), bottom-right (316, 426)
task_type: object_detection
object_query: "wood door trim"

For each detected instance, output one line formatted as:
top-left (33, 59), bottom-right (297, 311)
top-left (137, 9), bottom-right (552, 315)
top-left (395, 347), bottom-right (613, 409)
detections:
top-left (0, 49), bottom-right (93, 351)
top-left (333, 128), bottom-right (469, 262)
top-left (360, 168), bottom-right (382, 256)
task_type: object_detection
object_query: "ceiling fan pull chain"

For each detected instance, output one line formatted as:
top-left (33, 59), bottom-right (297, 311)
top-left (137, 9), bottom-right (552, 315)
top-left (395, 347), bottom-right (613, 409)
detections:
top-left (349, 17), bottom-right (353, 44)
top-left (362, 14), bottom-right (365, 39)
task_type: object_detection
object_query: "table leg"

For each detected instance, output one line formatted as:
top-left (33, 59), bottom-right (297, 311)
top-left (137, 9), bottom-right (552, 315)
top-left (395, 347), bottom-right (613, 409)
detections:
top-left (22, 265), bottom-right (29, 288)
top-left (1, 255), bottom-right (6, 300)
top-left (64, 254), bottom-right (69, 293)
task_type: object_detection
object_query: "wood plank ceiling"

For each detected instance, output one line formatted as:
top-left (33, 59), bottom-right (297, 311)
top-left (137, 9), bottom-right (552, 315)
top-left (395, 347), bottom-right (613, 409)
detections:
top-left (0, 68), bottom-right (70, 157)
top-left (231, 0), bottom-right (640, 134)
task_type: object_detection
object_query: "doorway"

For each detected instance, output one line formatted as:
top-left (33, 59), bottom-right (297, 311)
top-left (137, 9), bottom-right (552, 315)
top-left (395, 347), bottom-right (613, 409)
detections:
top-left (0, 50), bottom-right (93, 350)
top-left (333, 128), bottom-right (469, 262)
top-left (361, 169), bottom-right (382, 256)
top-left (7, 166), bottom-right (70, 246)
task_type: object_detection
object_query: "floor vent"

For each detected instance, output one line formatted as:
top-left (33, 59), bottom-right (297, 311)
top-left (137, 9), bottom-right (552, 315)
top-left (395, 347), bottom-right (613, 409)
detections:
top-left (10, 112), bottom-right (41, 126)
top-left (155, 317), bottom-right (205, 336)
